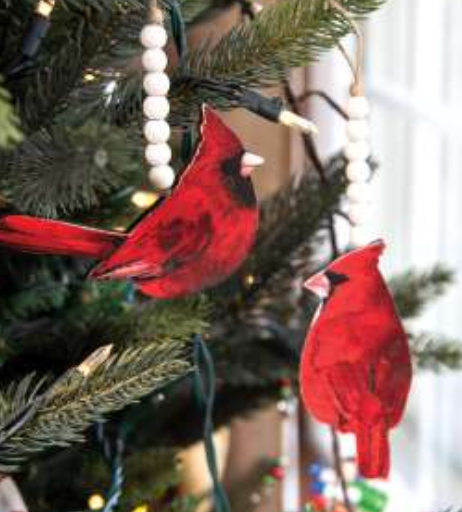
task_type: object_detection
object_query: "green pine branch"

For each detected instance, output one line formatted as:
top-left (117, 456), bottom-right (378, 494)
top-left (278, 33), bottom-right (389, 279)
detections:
top-left (410, 333), bottom-right (462, 372)
top-left (168, 0), bottom-right (384, 124)
top-left (10, 1), bottom-right (146, 133)
top-left (251, 154), bottom-right (346, 283)
top-left (389, 265), bottom-right (454, 320)
top-left (1, 122), bottom-right (143, 217)
top-left (210, 156), bottom-right (346, 390)
top-left (183, 0), bottom-right (382, 85)
top-left (99, 0), bottom-right (385, 127)
top-left (0, 78), bottom-right (22, 149)
top-left (0, 280), bottom-right (209, 375)
top-left (0, 342), bottom-right (191, 472)
top-left (0, 0), bottom-right (384, 213)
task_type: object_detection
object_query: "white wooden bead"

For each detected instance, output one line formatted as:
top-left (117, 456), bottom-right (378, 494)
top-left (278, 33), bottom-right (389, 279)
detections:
top-left (346, 96), bottom-right (370, 119)
top-left (141, 48), bottom-right (168, 72)
top-left (149, 165), bottom-right (175, 190)
top-left (143, 96), bottom-right (170, 119)
top-left (346, 182), bottom-right (372, 203)
top-left (346, 161), bottom-right (370, 182)
top-left (349, 226), bottom-right (369, 247)
top-left (143, 72), bottom-right (170, 96)
top-left (349, 203), bottom-right (371, 225)
top-left (145, 143), bottom-right (172, 166)
top-left (345, 140), bottom-right (370, 162)
top-left (144, 120), bottom-right (171, 143)
top-left (346, 119), bottom-right (369, 141)
top-left (140, 25), bottom-right (168, 48)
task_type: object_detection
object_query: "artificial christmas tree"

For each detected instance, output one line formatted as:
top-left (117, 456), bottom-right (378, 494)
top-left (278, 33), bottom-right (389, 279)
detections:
top-left (0, 1), bottom-right (460, 511)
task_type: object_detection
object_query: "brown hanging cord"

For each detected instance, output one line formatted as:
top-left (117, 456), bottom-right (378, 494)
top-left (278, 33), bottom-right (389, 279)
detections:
top-left (328, 0), bottom-right (365, 96)
top-left (324, 5), bottom-right (366, 511)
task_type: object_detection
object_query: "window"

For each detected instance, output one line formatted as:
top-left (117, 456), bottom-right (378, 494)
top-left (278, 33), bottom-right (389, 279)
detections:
top-left (365, 1), bottom-right (462, 508)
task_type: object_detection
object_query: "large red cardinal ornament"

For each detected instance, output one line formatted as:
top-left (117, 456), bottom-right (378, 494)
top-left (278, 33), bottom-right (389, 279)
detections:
top-left (299, 240), bottom-right (412, 479)
top-left (0, 106), bottom-right (262, 298)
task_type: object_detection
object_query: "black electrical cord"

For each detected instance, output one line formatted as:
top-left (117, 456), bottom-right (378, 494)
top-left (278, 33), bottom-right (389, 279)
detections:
top-left (4, 0), bottom-right (55, 79)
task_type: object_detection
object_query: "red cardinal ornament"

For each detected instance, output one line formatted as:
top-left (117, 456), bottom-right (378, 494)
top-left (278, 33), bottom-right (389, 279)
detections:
top-left (0, 106), bottom-right (262, 299)
top-left (299, 240), bottom-right (412, 479)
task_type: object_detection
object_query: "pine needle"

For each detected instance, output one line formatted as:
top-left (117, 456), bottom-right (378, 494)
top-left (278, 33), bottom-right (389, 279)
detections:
top-left (390, 265), bottom-right (454, 320)
top-left (410, 333), bottom-right (462, 372)
top-left (0, 342), bottom-right (191, 472)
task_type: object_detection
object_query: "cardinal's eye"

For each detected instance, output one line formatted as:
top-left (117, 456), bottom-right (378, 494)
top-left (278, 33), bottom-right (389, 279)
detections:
top-left (325, 270), bottom-right (349, 286)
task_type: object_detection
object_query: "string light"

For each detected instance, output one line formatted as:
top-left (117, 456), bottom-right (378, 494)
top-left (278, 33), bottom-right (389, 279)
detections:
top-left (251, 1), bottom-right (264, 14)
top-left (243, 274), bottom-right (256, 287)
top-left (77, 345), bottom-right (113, 377)
top-left (132, 505), bottom-right (149, 512)
top-left (88, 493), bottom-right (106, 510)
top-left (131, 190), bottom-right (159, 209)
top-left (36, 0), bottom-right (55, 17)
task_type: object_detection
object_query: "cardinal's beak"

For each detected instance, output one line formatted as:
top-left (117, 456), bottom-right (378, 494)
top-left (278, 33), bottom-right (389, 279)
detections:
top-left (304, 271), bottom-right (331, 299)
top-left (241, 152), bottom-right (265, 178)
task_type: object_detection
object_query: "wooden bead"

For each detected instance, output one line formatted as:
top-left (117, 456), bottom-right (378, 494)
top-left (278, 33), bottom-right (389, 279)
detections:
top-left (149, 165), bottom-right (175, 190)
top-left (346, 182), bottom-right (372, 203)
top-left (349, 226), bottom-right (370, 247)
top-left (145, 143), bottom-right (172, 166)
top-left (346, 96), bottom-right (370, 119)
top-left (141, 48), bottom-right (168, 72)
top-left (140, 24), bottom-right (168, 48)
top-left (346, 119), bottom-right (369, 141)
top-left (144, 120), bottom-right (171, 143)
top-left (346, 161), bottom-right (370, 182)
top-left (345, 141), bottom-right (370, 162)
top-left (143, 96), bottom-right (170, 119)
top-left (349, 203), bottom-right (371, 225)
top-left (143, 72), bottom-right (170, 96)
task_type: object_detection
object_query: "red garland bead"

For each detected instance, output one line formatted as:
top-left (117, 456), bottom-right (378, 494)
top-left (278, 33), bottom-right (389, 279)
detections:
top-left (269, 466), bottom-right (285, 480)
top-left (310, 495), bottom-right (327, 511)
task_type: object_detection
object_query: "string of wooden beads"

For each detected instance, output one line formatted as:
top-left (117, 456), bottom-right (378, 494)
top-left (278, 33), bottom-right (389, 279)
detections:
top-left (141, 6), bottom-right (175, 191)
top-left (345, 94), bottom-right (372, 247)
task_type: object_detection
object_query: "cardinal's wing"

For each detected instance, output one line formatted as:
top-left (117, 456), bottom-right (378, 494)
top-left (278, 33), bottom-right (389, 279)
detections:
top-left (318, 331), bottom-right (410, 429)
top-left (374, 335), bottom-right (412, 426)
top-left (90, 211), bottom-right (213, 281)
top-left (310, 312), bottom-right (369, 368)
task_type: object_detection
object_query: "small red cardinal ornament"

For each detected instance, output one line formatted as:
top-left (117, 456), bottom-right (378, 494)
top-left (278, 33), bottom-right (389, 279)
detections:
top-left (0, 106), bottom-right (262, 299)
top-left (299, 240), bottom-right (412, 479)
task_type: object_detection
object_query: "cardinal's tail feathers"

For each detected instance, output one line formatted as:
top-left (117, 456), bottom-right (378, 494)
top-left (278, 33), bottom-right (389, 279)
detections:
top-left (0, 214), bottom-right (126, 259)
top-left (355, 422), bottom-right (390, 479)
